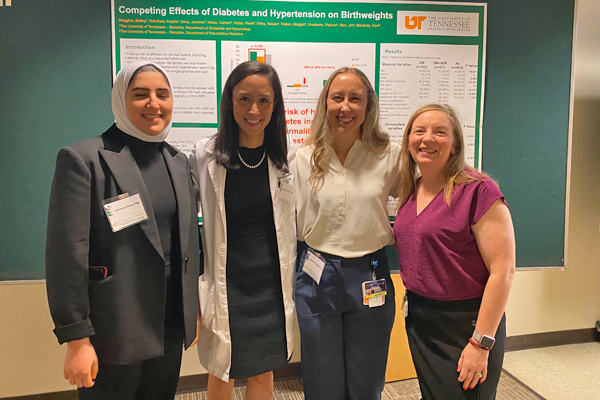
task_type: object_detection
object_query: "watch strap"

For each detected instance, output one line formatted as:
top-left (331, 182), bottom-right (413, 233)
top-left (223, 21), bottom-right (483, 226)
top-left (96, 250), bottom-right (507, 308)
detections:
top-left (472, 329), bottom-right (495, 349)
top-left (469, 337), bottom-right (491, 351)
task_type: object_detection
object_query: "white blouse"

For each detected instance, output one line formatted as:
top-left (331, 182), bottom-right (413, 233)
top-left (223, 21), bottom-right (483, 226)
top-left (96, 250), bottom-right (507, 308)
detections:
top-left (293, 140), bottom-right (401, 258)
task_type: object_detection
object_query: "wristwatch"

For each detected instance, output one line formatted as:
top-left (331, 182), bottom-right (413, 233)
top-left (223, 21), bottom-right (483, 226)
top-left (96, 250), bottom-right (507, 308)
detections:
top-left (472, 330), bottom-right (495, 349)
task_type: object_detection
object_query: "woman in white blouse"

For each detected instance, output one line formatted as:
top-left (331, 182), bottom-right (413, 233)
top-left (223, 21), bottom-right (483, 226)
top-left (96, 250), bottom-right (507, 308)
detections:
top-left (293, 67), bottom-right (401, 400)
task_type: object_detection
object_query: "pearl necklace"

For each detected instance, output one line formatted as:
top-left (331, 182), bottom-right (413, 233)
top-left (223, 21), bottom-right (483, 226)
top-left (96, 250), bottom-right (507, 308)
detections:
top-left (237, 149), bottom-right (266, 169)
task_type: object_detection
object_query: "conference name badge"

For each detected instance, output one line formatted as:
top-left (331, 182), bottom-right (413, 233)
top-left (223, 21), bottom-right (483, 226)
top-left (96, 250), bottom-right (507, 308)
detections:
top-left (277, 173), bottom-right (294, 207)
top-left (303, 248), bottom-right (326, 284)
top-left (102, 190), bottom-right (148, 232)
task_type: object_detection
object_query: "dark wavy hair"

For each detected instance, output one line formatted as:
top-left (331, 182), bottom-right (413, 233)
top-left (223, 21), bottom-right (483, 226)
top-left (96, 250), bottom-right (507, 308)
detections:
top-left (212, 61), bottom-right (288, 170)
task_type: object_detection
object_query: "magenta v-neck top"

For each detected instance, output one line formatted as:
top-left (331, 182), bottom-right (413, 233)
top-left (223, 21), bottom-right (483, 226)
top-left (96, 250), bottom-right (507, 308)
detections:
top-left (393, 178), bottom-right (507, 301)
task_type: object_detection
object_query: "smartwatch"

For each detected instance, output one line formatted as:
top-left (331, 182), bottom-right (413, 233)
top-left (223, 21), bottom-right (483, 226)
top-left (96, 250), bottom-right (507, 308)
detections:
top-left (472, 330), bottom-right (495, 349)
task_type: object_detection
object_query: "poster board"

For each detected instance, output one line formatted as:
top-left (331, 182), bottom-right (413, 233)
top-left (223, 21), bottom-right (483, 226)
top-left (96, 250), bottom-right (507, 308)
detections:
top-left (111, 0), bottom-right (487, 168)
top-left (0, 0), bottom-right (575, 281)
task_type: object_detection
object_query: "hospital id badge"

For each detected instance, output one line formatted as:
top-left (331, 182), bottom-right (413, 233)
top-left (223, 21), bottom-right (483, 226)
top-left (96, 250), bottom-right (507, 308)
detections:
top-left (277, 173), bottom-right (294, 207)
top-left (303, 248), bottom-right (325, 285)
top-left (102, 190), bottom-right (148, 232)
top-left (362, 279), bottom-right (387, 308)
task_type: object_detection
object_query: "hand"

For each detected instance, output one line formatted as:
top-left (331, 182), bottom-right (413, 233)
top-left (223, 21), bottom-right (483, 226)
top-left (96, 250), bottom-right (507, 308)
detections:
top-left (457, 342), bottom-right (489, 390)
top-left (63, 338), bottom-right (98, 388)
top-left (190, 312), bottom-right (201, 347)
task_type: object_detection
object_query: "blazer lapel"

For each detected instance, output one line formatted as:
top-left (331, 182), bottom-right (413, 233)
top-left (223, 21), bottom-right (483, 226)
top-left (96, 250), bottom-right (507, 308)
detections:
top-left (163, 147), bottom-right (191, 259)
top-left (99, 145), bottom-right (164, 259)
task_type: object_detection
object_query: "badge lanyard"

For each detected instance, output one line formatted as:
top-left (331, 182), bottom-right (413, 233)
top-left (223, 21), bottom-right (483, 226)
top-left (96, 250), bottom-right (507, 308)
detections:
top-left (371, 257), bottom-right (379, 281)
top-left (362, 255), bottom-right (387, 308)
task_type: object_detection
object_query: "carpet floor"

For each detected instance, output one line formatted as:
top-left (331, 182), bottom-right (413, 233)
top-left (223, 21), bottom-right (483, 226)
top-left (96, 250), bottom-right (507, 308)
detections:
top-left (176, 371), bottom-right (544, 400)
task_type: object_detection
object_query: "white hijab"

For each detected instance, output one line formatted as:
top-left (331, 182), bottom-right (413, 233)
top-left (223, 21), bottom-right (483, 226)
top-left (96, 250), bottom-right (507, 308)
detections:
top-left (111, 61), bottom-right (172, 143)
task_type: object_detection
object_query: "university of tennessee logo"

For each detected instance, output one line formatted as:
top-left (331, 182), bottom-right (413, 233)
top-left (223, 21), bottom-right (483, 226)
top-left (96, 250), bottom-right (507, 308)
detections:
top-left (405, 16), bottom-right (427, 30)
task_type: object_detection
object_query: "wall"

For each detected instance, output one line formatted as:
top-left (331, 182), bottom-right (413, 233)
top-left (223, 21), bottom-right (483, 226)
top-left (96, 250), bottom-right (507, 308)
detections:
top-left (503, 0), bottom-right (600, 336)
top-left (504, 99), bottom-right (600, 337)
top-left (0, 282), bottom-right (300, 397)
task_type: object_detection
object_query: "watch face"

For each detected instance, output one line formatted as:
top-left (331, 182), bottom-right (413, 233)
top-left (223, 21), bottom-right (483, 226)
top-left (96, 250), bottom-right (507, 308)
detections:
top-left (480, 336), bottom-right (495, 348)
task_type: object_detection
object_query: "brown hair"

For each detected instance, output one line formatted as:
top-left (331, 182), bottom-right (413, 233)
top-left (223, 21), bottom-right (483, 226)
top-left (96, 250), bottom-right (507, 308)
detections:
top-left (397, 103), bottom-right (491, 208)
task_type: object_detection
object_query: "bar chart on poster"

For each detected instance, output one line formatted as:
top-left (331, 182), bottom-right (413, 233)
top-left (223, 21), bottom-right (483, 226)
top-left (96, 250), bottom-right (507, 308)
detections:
top-left (221, 41), bottom-right (376, 142)
top-left (112, 0), bottom-right (486, 164)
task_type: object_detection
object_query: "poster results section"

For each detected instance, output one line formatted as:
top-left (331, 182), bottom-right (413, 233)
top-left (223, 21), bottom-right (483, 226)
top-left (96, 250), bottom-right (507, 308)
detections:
top-left (221, 41), bottom-right (376, 146)
top-left (119, 38), bottom-right (218, 124)
top-left (379, 43), bottom-right (479, 164)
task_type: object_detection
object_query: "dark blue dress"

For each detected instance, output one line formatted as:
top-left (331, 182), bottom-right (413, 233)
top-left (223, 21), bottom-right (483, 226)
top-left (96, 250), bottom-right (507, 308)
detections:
top-left (224, 145), bottom-right (288, 379)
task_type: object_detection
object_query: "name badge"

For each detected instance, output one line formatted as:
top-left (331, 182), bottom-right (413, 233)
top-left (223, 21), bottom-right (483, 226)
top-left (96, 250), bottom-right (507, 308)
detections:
top-left (102, 191), bottom-right (148, 232)
top-left (303, 248), bottom-right (325, 284)
top-left (362, 279), bottom-right (387, 308)
top-left (277, 173), bottom-right (294, 207)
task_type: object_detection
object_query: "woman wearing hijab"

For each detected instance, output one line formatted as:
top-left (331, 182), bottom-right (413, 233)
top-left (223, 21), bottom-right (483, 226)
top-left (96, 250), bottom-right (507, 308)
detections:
top-left (45, 61), bottom-right (201, 400)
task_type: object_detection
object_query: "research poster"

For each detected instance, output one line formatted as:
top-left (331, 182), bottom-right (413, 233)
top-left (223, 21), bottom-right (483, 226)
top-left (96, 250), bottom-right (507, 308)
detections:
top-left (112, 0), bottom-right (486, 167)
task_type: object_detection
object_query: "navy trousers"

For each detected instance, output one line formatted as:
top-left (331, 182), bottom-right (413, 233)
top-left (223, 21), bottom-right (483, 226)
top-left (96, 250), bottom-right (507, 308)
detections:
top-left (296, 246), bottom-right (396, 400)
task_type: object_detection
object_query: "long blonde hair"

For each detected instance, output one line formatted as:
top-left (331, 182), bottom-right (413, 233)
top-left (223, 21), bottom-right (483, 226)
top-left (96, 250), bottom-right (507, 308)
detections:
top-left (397, 104), bottom-right (490, 208)
top-left (305, 67), bottom-right (389, 187)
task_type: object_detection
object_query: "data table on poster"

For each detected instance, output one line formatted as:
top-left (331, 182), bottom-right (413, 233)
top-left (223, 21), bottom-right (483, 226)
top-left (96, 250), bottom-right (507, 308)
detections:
top-left (221, 41), bottom-right (376, 145)
top-left (379, 43), bottom-right (479, 163)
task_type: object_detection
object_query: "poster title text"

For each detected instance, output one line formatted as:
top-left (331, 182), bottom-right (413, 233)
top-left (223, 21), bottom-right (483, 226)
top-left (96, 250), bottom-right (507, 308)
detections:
top-left (118, 6), bottom-right (394, 21)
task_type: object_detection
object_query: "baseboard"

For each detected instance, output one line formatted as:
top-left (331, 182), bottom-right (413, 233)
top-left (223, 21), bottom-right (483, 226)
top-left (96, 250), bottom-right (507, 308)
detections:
top-left (505, 327), bottom-right (599, 352)
top-left (4, 392), bottom-right (78, 400)
top-left (9, 329), bottom-right (599, 399)
top-left (5, 363), bottom-right (301, 399)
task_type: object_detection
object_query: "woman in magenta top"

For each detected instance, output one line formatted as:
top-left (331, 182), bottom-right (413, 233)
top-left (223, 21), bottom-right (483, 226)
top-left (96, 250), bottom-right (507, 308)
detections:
top-left (394, 104), bottom-right (515, 400)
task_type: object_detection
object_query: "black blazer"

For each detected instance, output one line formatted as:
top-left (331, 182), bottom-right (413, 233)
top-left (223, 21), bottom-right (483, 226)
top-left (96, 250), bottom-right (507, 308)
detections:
top-left (45, 125), bottom-right (201, 365)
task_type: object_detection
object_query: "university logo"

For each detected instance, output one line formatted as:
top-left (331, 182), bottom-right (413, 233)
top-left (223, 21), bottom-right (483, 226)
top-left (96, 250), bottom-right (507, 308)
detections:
top-left (405, 16), bottom-right (427, 30)
top-left (397, 11), bottom-right (479, 37)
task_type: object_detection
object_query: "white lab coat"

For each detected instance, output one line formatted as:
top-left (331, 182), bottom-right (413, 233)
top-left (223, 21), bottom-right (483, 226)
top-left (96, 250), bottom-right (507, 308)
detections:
top-left (190, 138), bottom-right (297, 381)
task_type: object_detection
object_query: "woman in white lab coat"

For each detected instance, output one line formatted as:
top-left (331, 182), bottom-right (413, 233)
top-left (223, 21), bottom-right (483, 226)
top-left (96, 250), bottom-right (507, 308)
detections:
top-left (190, 61), bottom-right (296, 400)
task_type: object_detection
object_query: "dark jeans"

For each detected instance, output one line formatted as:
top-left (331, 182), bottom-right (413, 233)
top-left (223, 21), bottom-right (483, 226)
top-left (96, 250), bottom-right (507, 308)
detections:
top-left (296, 246), bottom-right (396, 400)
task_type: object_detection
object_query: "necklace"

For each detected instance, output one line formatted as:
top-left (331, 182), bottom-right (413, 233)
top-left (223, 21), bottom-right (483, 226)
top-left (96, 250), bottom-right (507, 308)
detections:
top-left (237, 148), bottom-right (266, 169)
